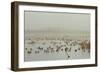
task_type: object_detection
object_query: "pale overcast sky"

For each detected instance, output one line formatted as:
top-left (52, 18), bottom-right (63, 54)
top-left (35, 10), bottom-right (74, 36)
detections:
top-left (24, 11), bottom-right (90, 33)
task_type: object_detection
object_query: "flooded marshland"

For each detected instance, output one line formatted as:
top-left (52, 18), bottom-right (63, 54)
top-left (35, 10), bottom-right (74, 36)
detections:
top-left (24, 32), bottom-right (90, 61)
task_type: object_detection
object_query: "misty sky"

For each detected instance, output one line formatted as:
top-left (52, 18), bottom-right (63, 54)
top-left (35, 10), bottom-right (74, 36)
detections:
top-left (24, 11), bottom-right (90, 33)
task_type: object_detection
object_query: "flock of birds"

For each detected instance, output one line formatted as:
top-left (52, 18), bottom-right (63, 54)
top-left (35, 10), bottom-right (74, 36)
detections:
top-left (25, 38), bottom-right (90, 59)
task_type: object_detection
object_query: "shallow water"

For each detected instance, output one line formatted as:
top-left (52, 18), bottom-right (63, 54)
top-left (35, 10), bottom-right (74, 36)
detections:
top-left (24, 39), bottom-right (90, 62)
